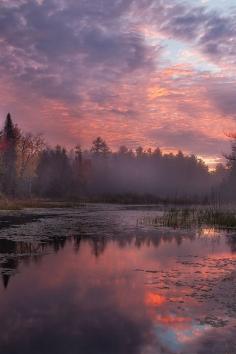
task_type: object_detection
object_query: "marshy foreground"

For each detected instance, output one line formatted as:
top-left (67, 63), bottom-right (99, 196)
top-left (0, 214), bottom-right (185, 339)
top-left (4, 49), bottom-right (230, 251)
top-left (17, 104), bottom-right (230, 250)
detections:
top-left (0, 204), bottom-right (236, 354)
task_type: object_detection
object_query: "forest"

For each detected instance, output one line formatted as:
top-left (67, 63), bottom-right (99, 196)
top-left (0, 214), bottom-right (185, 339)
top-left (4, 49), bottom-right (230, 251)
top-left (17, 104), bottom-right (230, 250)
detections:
top-left (0, 113), bottom-right (235, 203)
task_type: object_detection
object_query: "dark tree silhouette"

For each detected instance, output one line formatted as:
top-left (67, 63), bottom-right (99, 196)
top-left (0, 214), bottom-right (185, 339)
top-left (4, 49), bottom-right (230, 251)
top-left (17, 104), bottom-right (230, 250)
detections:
top-left (0, 115), bottom-right (230, 202)
top-left (91, 137), bottom-right (110, 157)
top-left (1, 113), bottom-right (17, 196)
top-left (71, 145), bottom-right (84, 197)
top-left (35, 146), bottom-right (72, 198)
top-left (220, 133), bottom-right (236, 200)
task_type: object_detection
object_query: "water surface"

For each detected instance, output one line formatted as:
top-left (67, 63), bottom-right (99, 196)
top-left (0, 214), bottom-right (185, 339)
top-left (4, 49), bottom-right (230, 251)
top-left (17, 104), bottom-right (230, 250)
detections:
top-left (0, 204), bottom-right (236, 354)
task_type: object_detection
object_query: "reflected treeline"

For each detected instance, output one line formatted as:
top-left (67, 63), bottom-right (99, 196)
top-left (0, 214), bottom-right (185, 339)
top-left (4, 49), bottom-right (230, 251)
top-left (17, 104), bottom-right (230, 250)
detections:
top-left (0, 236), bottom-right (68, 289)
top-left (0, 230), bottom-right (189, 288)
top-left (2, 222), bottom-right (235, 289)
top-left (80, 230), bottom-right (196, 257)
top-left (226, 234), bottom-right (236, 253)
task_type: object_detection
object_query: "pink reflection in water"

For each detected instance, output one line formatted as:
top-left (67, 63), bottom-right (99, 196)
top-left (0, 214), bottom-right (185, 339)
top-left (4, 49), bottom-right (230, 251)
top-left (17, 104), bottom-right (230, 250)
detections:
top-left (0, 225), bottom-right (235, 354)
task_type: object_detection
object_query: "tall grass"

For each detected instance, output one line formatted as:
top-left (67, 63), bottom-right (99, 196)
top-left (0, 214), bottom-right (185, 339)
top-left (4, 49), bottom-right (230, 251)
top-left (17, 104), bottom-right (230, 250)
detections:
top-left (0, 198), bottom-right (85, 211)
top-left (139, 207), bottom-right (236, 229)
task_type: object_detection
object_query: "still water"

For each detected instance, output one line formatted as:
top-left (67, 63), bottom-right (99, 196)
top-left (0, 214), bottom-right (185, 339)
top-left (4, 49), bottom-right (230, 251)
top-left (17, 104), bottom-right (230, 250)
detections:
top-left (0, 204), bottom-right (236, 354)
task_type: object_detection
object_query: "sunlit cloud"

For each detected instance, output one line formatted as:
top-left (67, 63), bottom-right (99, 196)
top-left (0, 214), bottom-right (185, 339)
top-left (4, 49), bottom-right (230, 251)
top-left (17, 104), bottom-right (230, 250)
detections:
top-left (0, 0), bottom-right (235, 166)
top-left (145, 292), bottom-right (166, 307)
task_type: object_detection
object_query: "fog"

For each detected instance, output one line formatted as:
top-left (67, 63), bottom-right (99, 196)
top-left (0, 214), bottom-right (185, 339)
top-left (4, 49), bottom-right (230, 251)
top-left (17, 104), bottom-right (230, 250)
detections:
top-left (0, 114), bottom-right (233, 202)
top-left (34, 138), bottom-right (228, 202)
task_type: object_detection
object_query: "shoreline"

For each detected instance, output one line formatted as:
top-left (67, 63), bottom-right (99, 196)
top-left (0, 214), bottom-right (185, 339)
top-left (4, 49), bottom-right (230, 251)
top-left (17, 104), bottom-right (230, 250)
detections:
top-left (0, 195), bottom-right (224, 211)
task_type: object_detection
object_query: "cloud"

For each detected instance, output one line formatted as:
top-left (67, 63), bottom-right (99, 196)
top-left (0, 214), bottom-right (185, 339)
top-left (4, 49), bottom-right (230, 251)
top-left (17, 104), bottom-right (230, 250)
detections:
top-left (0, 0), bottom-right (235, 164)
top-left (0, 0), bottom-right (158, 102)
top-left (148, 128), bottom-right (226, 155)
top-left (207, 81), bottom-right (236, 117)
top-left (132, 0), bottom-right (236, 66)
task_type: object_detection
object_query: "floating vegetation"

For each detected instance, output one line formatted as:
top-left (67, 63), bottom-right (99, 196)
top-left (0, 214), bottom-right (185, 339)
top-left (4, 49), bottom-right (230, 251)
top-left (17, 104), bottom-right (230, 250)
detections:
top-left (138, 207), bottom-right (236, 230)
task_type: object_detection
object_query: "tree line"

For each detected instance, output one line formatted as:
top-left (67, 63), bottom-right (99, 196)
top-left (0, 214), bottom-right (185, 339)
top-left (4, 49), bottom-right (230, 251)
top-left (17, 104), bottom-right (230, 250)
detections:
top-left (0, 113), bottom-right (235, 202)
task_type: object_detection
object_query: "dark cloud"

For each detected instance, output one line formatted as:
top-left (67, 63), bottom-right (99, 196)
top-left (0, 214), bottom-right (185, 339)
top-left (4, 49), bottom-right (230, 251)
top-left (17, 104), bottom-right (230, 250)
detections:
top-left (0, 0), bottom-right (235, 104)
top-left (200, 16), bottom-right (236, 61)
top-left (160, 6), bottom-right (207, 41)
top-left (144, 0), bottom-right (236, 64)
top-left (149, 128), bottom-right (226, 155)
top-left (208, 82), bottom-right (236, 117)
top-left (0, 0), bottom-right (235, 158)
top-left (0, 0), bottom-right (156, 103)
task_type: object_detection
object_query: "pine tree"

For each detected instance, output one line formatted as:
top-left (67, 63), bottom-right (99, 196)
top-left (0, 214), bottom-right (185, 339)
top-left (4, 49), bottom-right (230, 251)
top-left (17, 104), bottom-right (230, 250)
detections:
top-left (91, 137), bottom-right (110, 157)
top-left (1, 113), bottom-right (17, 196)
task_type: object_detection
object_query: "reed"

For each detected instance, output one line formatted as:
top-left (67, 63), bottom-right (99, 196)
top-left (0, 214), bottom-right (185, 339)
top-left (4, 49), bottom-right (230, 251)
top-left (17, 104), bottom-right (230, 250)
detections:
top-left (139, 207), bottom-right (236, 229)
top-left (0, 198), bottom-right (85, 210)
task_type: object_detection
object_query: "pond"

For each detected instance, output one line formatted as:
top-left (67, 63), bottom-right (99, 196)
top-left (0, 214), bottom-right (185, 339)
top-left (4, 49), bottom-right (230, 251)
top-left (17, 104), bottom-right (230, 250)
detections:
top-left (0, 204), bottom-right (236, 354)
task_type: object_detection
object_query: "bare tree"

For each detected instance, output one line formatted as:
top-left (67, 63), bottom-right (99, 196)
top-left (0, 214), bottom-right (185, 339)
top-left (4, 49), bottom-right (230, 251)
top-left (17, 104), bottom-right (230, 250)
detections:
top-left (17, 132), bottom-right (45, 195)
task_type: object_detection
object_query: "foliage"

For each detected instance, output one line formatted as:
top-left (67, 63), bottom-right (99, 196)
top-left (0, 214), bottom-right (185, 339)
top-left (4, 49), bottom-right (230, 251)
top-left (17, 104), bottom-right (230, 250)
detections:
top-left (0, 115), bottom-right (235, 202)
top-left (220, 133), bottom-right (236, 200)
top-left (35, 146), bottom-right (72, 198)
top-left (91, 137), bottom-right (110, 157)
top-left (0, 114), bottom-right (45, 197)
top-left (0, 113), bottom-right (17, 196)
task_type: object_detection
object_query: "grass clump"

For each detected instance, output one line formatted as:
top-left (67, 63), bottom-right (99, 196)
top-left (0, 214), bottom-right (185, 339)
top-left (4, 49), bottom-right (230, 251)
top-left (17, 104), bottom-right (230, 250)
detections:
top-left (0, 198), bottom-right (86, 211)
top-left (139, 207), bottom-right (236, 230)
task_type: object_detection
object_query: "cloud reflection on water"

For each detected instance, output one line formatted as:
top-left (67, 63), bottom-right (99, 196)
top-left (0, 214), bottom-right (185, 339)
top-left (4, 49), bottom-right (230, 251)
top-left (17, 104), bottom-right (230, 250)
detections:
top-left (0, 206), bottom-right (236, 353)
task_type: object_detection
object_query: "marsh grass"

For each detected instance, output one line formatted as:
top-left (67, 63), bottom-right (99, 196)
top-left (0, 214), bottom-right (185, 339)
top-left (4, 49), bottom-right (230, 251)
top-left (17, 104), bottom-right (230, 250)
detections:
top-left (139, 207), bottom-right (236, 230)
top-left (0, 198), bottom-right (86, 210)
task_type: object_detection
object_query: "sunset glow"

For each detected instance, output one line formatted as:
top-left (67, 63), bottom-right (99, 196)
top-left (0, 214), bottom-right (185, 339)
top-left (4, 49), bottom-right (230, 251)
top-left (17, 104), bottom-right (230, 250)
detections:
top-left (145, 292), bottom-right (167, 307)
top-left (0, 0), bottom-right (236, 166)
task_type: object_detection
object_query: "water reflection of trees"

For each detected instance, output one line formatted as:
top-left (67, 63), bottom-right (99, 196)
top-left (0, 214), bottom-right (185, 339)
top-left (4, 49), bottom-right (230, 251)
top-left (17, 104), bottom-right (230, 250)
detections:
top-left (0, 229), bottom-right (195, 288)
top-left (80, 230), bottom-right (196, 258)
top-left (0, 236), bottom-right (69, 289)
top-left (1, 226), bottom-right (235, 289)
top-left (227, 234), bottom-right (236, 253)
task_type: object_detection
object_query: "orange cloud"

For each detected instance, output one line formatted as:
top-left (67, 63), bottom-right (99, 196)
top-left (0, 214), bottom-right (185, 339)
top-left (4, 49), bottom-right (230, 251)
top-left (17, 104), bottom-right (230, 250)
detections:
top-left (1, 61), bottom-right (235, 168)
top-left (148, 87), bottom-right (170, 99)
top-left (145, 292), bottom-right (166, 307)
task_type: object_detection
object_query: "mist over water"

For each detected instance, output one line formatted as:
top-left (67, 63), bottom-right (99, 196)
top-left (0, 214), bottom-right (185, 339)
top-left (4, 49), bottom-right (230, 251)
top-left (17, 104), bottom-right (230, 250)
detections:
top-left (0, 114), bottom-right (233, 202)
top-left (35, 145), bottom-right (226, 201)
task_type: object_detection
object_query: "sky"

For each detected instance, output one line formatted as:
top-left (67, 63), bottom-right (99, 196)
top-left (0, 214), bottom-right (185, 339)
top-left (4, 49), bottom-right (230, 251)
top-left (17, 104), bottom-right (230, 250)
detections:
top-left (0, 0), bottom-right (236, 167)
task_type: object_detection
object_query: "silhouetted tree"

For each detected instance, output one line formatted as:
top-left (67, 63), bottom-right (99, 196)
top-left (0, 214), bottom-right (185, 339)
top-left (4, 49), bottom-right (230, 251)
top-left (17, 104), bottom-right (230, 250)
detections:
top-left (91, 137), bottom-right (110, 157)
top-left (17, 132), bottom-right (45, 196)
top-left (225, 134), bottom-right (236, 180)
top-left (136, 146), bottom-right (144, 158)
top-left (221, 133), bottom-right (236, 199)
top-left (35, 146), bottom-right (72, 198)
top-left (71, 145), bottom-right (84, 197)
top-left (0, 114), bottom-right (230, 202)
top-left (1, 114), bottom-right (17, 196)
top-left (118, 145), bottom-right (129, 156)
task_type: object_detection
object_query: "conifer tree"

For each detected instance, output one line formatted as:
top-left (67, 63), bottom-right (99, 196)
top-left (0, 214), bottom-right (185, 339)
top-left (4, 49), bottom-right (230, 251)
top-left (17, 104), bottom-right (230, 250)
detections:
top-left (1, 113), bottom-right (17, 196)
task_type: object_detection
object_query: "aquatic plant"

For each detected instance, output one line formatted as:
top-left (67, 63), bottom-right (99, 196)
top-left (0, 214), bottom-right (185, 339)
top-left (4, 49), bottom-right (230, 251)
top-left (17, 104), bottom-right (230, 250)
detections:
top-left (0, 198), bottom-right (86, 211)
top-left (139, 207), bottom-right (236, 229)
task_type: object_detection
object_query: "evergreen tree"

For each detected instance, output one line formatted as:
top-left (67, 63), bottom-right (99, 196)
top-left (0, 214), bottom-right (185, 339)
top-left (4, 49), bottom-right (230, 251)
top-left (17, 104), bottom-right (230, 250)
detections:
top-left (35, 146), bottom-right (72, 198)
top-left (222, 133), bottom-right (236, 199)
top-left (1, 113), bottom-right (17, 196)
top-left (91, 137), bottom-right (110, 157)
